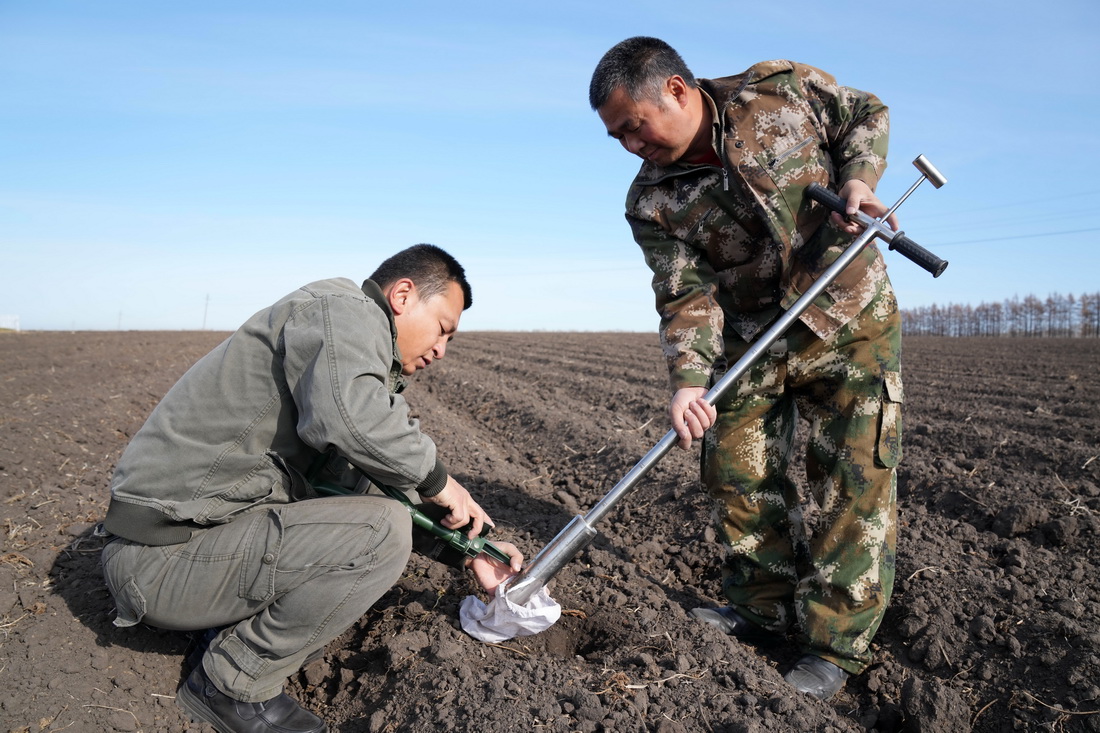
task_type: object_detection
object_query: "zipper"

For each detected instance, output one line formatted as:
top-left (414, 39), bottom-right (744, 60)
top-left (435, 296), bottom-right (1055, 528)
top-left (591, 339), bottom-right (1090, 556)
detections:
top-left (718, 72), bottom-right (753, 191)
top-left (767, 136), bottom-right (814, 169)
top-left (718, 95), bottom-right (732, 191)
top-left (686, 209), bottom-right (717, 240)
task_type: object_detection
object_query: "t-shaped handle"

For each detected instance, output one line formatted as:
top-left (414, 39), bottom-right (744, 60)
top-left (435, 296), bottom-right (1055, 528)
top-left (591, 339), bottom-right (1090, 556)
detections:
top-left (914, 154), bottom-right (947, 189)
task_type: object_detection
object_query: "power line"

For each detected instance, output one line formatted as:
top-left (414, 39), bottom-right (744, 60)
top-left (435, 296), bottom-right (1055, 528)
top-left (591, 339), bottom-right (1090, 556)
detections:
top-left (907, 189), bottom-right (1100, 220)
top-left (932, 226), bottom-right (1100, 247)
top-left (915, 208), bottom-right (1094, 234)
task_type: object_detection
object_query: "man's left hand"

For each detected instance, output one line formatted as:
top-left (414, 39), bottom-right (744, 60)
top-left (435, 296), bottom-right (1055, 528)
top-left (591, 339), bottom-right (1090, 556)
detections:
top-left (468, 542), bottom-right (524, 594)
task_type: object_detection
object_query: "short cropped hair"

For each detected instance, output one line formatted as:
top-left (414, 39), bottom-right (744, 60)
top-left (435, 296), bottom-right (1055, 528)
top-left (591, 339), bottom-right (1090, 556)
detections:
top-left (369, 244), bottom-right (472, 310)
top-left (589, 36), bottom-right (696, 110)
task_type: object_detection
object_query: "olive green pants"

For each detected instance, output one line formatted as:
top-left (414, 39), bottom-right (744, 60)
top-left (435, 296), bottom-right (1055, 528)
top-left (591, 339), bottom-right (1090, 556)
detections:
top-left (101, 496), bottom-right (412, 701)
top-left (702, 282), bottom-right (902, 674)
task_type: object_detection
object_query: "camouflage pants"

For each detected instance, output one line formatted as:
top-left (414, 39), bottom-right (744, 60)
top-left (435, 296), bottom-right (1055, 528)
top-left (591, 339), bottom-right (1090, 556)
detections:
top-left (702, 280), bottom-right (902, 674)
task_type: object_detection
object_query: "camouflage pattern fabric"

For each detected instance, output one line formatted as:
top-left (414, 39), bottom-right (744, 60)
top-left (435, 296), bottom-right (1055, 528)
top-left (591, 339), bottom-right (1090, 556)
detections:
top-left (621, 59), bottom-right (902, 673)
top-left (701, 280), bottom-right (902, 674)
top-left (625, 60), bottom-right (890, 392)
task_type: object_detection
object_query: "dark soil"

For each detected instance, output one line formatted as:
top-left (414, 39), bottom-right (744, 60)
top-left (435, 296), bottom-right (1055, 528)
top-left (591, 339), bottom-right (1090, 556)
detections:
top-left (1, 331), bottom-right (1098, 732)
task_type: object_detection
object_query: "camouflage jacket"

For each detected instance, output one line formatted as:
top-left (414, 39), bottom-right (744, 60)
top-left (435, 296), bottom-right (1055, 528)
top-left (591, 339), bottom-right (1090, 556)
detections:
top-left (625, 60), bottom-right (892, 390)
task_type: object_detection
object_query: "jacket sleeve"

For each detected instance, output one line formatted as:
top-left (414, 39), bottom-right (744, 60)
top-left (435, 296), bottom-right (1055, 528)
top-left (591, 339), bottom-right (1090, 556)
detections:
top-left (280, 291), bottom-right (447, 497)
top-left (627, 209), bottom-right (724, 391)
top-left (794, 62), bottom-right (890, 191)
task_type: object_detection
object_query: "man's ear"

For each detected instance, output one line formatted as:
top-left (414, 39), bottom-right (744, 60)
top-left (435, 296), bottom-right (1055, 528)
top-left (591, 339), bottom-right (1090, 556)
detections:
top-left (387, 278), bottom-right (416, 316)
top-left (666, 75), bottom-right (691, 108)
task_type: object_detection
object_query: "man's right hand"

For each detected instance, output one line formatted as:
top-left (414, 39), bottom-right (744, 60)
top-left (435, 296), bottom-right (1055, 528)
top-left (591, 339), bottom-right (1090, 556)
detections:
top-left (670, 387), bottom-right (716, 450)
top-left (424, 475), bottom-right (494, 539)
top-left (834, 178), bottom-right (899, 234)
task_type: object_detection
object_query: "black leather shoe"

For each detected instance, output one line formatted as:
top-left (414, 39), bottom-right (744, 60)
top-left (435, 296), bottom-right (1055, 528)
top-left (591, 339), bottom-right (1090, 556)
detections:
top-left (177, 664), bottom-right (327, 733)
top-left (783, 654), bottom-right (850, 700)
top-left (689, 606), bottom-right (771, 640)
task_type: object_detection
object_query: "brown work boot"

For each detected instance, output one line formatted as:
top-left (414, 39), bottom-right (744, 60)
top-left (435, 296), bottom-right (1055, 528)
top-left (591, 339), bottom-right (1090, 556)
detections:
top-left (177, 664), bottom-right (327, 733)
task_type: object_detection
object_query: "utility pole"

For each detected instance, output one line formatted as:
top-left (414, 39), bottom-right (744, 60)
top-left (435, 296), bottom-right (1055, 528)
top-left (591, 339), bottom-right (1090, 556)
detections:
top-left (203, 294), bottom-right (209, 330)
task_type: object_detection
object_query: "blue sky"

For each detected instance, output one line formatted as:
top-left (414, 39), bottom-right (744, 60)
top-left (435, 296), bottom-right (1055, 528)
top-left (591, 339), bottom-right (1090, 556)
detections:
top-left (2, 1), bottom-right (1097, 332)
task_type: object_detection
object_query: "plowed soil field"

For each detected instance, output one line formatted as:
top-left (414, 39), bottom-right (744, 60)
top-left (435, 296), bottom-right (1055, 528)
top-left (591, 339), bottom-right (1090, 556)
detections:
top-left (1, 331), bottom-right (1098, 732)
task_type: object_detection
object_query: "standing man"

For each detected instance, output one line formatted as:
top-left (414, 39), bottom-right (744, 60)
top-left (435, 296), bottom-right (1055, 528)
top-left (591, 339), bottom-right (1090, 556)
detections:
top-left (589, 37), bottom-right (903, 700)
top-left (100, 244), bottom-right (523, 733)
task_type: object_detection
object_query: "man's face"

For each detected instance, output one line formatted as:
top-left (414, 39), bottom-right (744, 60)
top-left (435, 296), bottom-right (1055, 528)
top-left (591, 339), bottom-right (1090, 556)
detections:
top-left (393, 280), bottom-right (465, 375)
top-left (598, 83), bottom-right (697, 167)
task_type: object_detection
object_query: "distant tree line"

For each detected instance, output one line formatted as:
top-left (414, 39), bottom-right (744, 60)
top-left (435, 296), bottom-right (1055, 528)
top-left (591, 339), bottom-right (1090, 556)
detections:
top-left (901, 292), bottom-right (1100, 337)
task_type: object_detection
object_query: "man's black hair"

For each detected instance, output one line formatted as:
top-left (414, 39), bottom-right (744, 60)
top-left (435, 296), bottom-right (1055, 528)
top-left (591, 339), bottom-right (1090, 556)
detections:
top-left (589, 36), bottom-right (696, 111)
top-left (369, 244), bottom-right (472, 310)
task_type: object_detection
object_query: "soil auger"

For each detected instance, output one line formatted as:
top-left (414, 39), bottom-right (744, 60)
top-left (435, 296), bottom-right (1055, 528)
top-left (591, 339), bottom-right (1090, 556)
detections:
top-left (504, 155), bottom-right (949, 606)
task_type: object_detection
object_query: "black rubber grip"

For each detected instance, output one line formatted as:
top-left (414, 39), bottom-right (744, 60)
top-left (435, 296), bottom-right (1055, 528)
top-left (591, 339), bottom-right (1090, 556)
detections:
top-left (889, 233), bottom-right (949, 278)
top-left (806, 182), bottom-right (848, 214)
top-left (806, 182), bottom-right (948, 277)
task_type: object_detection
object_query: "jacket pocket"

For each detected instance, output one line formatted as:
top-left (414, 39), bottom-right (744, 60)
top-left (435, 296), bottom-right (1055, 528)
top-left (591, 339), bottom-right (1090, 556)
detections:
top-left (199, 454), bottom-right (290, 524)
top-left (269, 451), bottom-right (317, 501)
top-left (239, 510), bottom-right (284, 602)
top-left (875, 371), bottom-right (904, 468)
top-left (766, 136), bottom-right (815, 169)
top-left (756, 131), bottom-right (832, 238)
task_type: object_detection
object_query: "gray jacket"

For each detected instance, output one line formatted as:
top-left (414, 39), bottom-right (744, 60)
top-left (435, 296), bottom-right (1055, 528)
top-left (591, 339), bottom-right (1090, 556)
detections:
top-left (104, 278), bottom-right (447, 545)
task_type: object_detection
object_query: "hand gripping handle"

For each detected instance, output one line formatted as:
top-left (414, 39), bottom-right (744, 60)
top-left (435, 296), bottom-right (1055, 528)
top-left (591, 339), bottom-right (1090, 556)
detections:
top-left (311, 478), bottom-right (512, 564)
top-left (806, 183), bottom-right (948, 277)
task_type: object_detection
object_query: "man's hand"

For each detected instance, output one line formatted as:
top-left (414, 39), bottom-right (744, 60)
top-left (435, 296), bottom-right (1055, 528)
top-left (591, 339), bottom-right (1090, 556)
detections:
top-left (425, 475), bottom-right (493, 539)
top-left (467, 542), bottom-right (524, 595)
top-left (833, 179), bottom-right (899, 234)
top-left (670, 386), bottom-right (716, 450)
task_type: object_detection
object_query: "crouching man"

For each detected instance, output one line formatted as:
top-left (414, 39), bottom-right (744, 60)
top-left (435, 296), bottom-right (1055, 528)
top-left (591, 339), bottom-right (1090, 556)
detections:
top-left (100, 244), bottom-right (522, 733)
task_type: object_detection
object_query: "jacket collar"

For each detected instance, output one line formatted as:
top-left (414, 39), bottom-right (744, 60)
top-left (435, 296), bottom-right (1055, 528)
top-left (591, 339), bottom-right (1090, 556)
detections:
top-left (698, 70), bottom-right (756, 112)
top-left (360, 279), bottom-right (408, 392)
top-left (630, 71), bottom-right (761, 188)
top-left (630, 72), bottom-right (757, 186)
top-left (360, 279), bottom-right (396, 332)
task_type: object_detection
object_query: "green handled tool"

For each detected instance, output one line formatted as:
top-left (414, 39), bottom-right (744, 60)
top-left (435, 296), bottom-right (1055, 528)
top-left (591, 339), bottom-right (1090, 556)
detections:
top-left (312, 476), bottom-right (512, 565)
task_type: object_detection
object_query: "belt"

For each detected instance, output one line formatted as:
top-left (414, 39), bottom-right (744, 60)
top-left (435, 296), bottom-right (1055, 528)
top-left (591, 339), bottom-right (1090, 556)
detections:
top-left (102, 499), bottom-right (201, 546)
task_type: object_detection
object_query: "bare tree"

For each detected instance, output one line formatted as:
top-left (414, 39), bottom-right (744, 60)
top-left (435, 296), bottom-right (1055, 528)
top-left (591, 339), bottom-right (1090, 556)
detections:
top-left (901, 292), bottom-right (1097, 337)
top-left (1083, 293), bottom-right (1100, 337)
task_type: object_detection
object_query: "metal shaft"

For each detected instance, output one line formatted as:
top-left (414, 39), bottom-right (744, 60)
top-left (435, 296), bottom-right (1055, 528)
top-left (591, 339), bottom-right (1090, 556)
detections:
top-left (882, 155), bottom-right (948, 223)
top-left (507, 156), bottom-right (947, 606)
top-left (505, 222), bottom-right (884, 606)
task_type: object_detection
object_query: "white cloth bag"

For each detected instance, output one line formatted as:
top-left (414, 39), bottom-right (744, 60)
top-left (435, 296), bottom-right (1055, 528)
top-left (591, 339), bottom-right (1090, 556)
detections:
top-left (459, 584), bottom-right (561, 643)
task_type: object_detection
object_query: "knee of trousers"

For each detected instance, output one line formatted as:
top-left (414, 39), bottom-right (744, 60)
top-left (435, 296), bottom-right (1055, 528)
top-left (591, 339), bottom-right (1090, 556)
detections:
top-left (370, 503), bottom-right (414, 578)
top-left (285, 497), bottom-right (415, 588)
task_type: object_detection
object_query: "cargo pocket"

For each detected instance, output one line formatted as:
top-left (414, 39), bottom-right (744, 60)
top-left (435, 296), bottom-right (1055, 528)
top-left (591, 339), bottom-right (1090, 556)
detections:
top-left (239, 510), bottom-right (284, 602)
top-left (875, 371), bottom-right (904, 468)
top-left (101, 541), bottom-right (148, 628)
